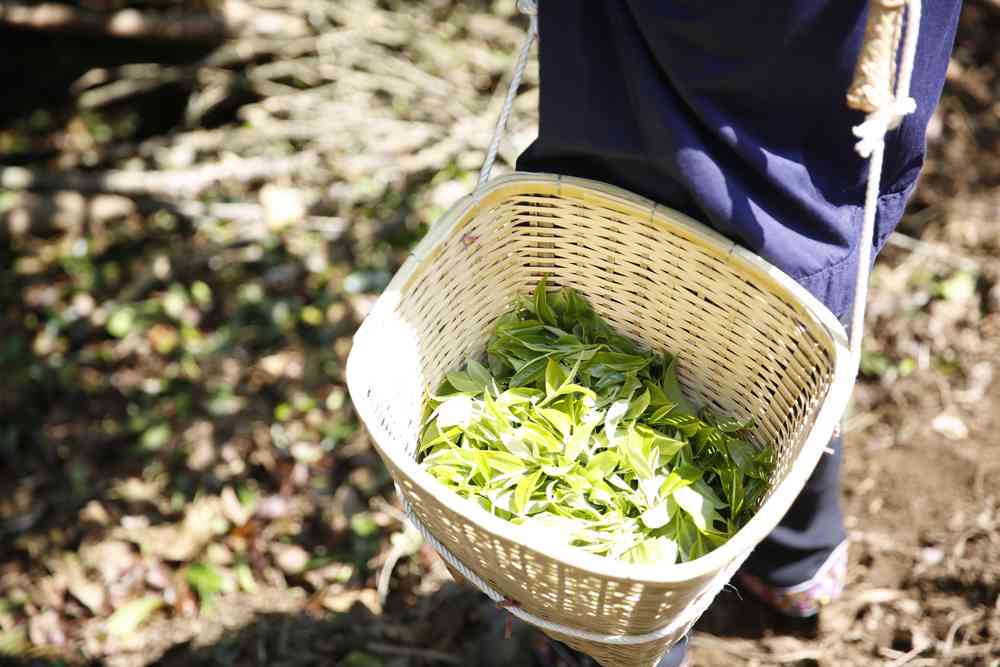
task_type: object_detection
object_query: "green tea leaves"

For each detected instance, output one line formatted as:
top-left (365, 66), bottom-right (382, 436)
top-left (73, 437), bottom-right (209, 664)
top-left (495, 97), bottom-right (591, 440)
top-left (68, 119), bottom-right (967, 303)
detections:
top-left (604, 399), bottom-right (629, 441)
top-left (534, 276), bottom-right (558, 326)
top-left (446, 370), bottom-right (483, 394)
top-left (586, 451), bottom-right (620, 482)
top-left (544, 357), bottom-right (568, 398)
top-left (622, 537), bottom-right (678, 565)
top-left (436, 395), bottom-right (475, 429)
top-left (512, 470), bottom-right (543, 515)
top-left (673, 485), bottom-right (725, 534)
top-left (509, 354), bottom-right (550, 388)
top-left (661, 356), bottom-right (696, 417)
top-left (418, 280), bottom-right (775, 565)
top-left (639, 500), bottom-right (674, 530)
top-left (625, 388), bottom-right (651, 420)
top-left (620, 425), bottom-right (655, 480)
top-left (466, 359), bottom-right (493, 388)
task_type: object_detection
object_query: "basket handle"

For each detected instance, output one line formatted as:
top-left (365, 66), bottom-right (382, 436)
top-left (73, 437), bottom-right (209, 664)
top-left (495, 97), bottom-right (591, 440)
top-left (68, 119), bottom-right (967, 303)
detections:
top-left (477, 0), bottom-right (922, 383)
top-left (845, 0), bottom-right (921, 381)
top-left (475, 0), bottom-right (538, 191)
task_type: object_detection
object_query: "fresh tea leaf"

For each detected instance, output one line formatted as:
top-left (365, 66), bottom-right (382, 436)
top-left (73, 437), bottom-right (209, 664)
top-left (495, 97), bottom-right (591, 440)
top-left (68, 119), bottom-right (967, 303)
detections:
top-left (639, 500), bottom-right (673, 530)
top-left (673, 486), bottom-right (724, 534)
top-left (620, 425), bottom-right (655, 480)
top-left (512, 470), bottom-right (543, 515)
top-left (447, 370), bottom-right (483, 394)
top-left (625, 388), bottom-right (651, 420)
top-left (107, 595), bottom-right (163, 637)
top-left (534, 277), bottom-right (558, 326)
top-left (622, 537), bottom-right (678, 565)
top-left (585, 450), bottom-right (619, 481)
top-left (661, 356), bottom-right (696, 417)
top-left (544, 357), bottom-right (569, 399)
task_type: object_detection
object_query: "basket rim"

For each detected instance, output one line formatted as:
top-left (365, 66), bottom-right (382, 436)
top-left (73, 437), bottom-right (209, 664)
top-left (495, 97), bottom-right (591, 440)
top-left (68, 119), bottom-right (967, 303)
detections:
top-left (347, 171), bottom-right (854, 585)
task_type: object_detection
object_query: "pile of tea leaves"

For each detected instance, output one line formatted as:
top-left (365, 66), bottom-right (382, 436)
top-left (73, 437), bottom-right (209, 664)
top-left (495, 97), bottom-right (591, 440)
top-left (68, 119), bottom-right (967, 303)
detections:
top-left (417, 279), bottom-right (774, 564)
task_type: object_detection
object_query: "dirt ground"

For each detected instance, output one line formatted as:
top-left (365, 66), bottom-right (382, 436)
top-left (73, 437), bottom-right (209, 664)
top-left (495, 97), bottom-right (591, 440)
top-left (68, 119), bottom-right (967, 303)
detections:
top-left (690, 361), bottom-right (1000, 667)
top-left (0, 1), bottom-right (998, 666)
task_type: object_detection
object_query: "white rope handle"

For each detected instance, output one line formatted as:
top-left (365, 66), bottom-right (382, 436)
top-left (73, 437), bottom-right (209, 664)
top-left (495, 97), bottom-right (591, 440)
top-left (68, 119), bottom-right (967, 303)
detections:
top-left (848, 0), bottom-right (921, 380)
top-left (476, 0), bottom-right (538, 190)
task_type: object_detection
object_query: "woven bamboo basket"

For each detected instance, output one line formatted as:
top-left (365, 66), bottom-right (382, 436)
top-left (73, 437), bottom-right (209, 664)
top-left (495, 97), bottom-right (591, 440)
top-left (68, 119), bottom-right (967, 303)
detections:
top-left (346, 1), bottom-right (921, 665)
top-left (347, 172), bottom-right (850, 665)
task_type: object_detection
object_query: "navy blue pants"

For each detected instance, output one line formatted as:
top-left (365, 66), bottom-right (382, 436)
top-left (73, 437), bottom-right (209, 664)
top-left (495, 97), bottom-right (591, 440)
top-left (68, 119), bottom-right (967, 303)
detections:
top-left (743, 435), bottom-right (846, 586)
top-left (514, 2), bottom-right (960, 664)
top-left (516, 0), bottom-right (958, 584)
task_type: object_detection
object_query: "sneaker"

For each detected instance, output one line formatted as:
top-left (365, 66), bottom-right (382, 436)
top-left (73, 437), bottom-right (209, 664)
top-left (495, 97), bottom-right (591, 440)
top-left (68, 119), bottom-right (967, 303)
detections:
top-left (736, 540), bottom-right (848, 618)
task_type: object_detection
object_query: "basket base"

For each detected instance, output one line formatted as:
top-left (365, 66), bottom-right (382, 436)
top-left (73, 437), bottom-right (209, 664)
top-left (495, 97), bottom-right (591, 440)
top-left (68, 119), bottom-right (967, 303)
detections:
top-left (445, 561), bottom-right (678, 667)
top-left (545, 630), bottom-right (674, 667)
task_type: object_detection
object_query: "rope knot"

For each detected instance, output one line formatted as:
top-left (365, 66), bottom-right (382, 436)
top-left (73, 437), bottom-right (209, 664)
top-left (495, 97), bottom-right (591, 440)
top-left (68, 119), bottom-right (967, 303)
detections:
top-left (852, 95), bottom-right (916, 158)
top-left (517, 0), bottom-right (538, 16)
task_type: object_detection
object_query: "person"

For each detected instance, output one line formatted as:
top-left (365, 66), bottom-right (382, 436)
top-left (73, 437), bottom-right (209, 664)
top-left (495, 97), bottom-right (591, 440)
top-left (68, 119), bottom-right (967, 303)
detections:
top-left (507, 2), bottom-right (962, 665)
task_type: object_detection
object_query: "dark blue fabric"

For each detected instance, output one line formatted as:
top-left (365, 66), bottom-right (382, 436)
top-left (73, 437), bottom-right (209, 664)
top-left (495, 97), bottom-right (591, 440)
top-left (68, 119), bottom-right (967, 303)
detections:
top-left (656, 635), bottom-right (688, 667)
top-left (516, 0), bottom-right (961, 320)
top-left (514, 7), bottom-right (959, 661)
top-left (743, 435), bottom-right (846, 586)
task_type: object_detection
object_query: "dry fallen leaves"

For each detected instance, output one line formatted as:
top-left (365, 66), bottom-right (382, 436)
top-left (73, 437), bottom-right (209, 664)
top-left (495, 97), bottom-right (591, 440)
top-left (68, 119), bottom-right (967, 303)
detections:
top-left (27, 610), bottom-right (65, 647)
top-left (113, 497), bottom-right (222, 562)
top-left (79, 539), bottom-right (137, 585)
top-left (321, 587), bottom-right (382, 615)
top-left (220, 486), bottom-right (253, 527)
top-left (931, 413), bottom-right (970, 440)
top-left (53, 554), bottom-right (106, 616)
top-left (270, 543), bottom-right (310, 575)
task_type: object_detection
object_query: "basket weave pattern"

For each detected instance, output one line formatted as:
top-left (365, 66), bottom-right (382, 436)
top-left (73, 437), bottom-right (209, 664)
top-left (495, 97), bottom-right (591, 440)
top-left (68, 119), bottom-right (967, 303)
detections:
top-left (347, 174), bottom-right (846, 667)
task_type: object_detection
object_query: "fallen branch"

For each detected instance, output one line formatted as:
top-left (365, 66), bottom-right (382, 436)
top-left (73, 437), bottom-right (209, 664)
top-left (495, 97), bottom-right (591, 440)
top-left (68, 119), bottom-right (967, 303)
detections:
top-left (0, 153), bottom-right (319, 198)
top-left (366, 642), bottom-right (461, 665)
top-left (171, 200), bottom-right (348, 240)
top-left (78, 71), bottom-right (188, 109)
top-left (942, 610), bottom-right (985, 657)
top-left (885, 232), bottom-right (980, 270)
top-left (0, 3), bottom-right (229, 40)
top-left (881, 640), bottom-right (933, 667)
top-left (0, 0), bottom-right (309, 39)
top-left (0, 191), bottom-right (137, 239)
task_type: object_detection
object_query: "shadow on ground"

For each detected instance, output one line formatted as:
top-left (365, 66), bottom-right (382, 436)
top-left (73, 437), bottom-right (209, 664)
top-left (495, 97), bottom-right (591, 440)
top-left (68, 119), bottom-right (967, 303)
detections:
top-left (130, 582), bottom-right (822, 667)
top-left (693, 588), bottom-right (819, 641)
top-left (0, 657), bottom-right (105, 667)
top-left (144, 583), bottom-right (525, 667)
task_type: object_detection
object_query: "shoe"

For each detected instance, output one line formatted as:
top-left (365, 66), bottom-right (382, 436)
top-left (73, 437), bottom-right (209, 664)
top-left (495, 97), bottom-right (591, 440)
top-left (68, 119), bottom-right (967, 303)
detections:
top-left (736, 540), bottom-right (848, 618)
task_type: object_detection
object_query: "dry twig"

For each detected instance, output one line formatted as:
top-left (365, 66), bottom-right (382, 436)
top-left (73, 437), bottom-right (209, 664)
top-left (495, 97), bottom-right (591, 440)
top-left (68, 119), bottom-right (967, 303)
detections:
top-left (366, 641), bottom-right (462, 664)
top-left (0, 3), bottom-right (228, 40)
top-left (0, 153), bottom-right (318, 198)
